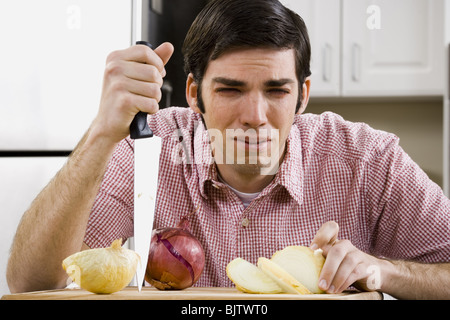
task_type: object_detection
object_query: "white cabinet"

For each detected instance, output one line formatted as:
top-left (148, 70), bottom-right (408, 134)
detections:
top-left (280, 0), bottom-right (341, 96)
top-left (342, 0), bottom-right (444, 96)
top-left (281, 0), bottom-right (445, 97)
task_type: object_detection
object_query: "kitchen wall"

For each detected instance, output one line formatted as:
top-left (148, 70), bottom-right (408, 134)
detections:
top-left (306, 98), bottom-right (444, 186)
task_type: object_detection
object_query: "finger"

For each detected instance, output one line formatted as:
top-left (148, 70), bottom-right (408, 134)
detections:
top-left (153, 43), bottom-right (174, 78)
top-left (132, 42), bottom-right (174, 78)
top-left (105, 65), bottom-right (162, 101)
top-left (127, 78), bottom-right (162, 103)
top-left (317, 240), bottom-right (347, 292)
top-left (107, 46), bottom-right (159, 68)
top-left (335, 263), bottom-right (367, 293)
top-left (126, 92), bottom-right (160, 115)
top-left (328, 250), bottom-right (363, 293)
top-left (310, 221), bottom-right (339, 253)
top-left (127, 42), bottom-right (174, 91)
top-left (115, 75), bottom-right (162, 113)
top-left (154, 42), bottom-right (175, 67)
top-left (105, 59), bottom-right (164, 87)
top-left (114, 44), bottom-right (166, 75)
top-left (123, 61), bottom-right (164, 86)
top-left (108, 42), bottom-right (174, 78)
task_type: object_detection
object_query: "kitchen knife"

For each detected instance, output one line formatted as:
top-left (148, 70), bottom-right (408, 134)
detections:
top-left (132, 40), bottom-right (162, 292)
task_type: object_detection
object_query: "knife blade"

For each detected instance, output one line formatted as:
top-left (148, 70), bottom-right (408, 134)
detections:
top-left (132, 40), bottom-right (161, 292)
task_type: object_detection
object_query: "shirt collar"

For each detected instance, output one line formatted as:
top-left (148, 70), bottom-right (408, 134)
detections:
top-left (193, 120), bottom-right (218, 198)
top-left (194, 121), bottom-right (304, 205)
top-left (273, 124), bottom-right (304, 205)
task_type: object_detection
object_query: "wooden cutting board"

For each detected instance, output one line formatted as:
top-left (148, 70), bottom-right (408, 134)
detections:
top-left (2, 287), bottom-right (382, 300)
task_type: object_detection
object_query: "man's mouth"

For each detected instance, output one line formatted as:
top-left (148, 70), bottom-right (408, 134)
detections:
top-left (234, 136), bottom-right (271, 151)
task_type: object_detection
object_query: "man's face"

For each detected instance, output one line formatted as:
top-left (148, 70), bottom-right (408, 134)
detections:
top-left (188, 48), bottom-right (304, 176)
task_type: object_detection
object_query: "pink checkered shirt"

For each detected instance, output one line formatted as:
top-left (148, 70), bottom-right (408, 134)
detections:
top-left (84, 108), bottom-right (450, 287)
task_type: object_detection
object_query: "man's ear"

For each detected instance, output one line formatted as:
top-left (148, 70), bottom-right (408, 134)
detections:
top-left (186, 73), bottom-right (201, 113)
top-left (297, 77), bottom-right (311, 115)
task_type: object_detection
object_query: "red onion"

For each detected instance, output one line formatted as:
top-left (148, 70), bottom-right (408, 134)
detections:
top-left (145, 214), bottom-right (205, 290)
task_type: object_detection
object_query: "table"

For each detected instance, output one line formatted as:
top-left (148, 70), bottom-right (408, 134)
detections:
top-left (2, 287), bottom-right (383, 300)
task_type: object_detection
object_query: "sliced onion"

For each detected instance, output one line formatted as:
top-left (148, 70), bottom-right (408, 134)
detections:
top-left (226, 258), bottom-right (283, 294)
top-left (270, 246), bottom-right (325, 294)
top-left (226, 246), bottom-right (326, 295)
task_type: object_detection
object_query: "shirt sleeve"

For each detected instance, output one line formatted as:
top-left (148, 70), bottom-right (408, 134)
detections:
top-left (366, 137), bottom-right (450, 263)
top-left (84, 138), bottom-right (135, 248)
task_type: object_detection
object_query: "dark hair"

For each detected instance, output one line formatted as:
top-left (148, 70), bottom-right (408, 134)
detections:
top-left (182, 0), bottom-right (311, 113)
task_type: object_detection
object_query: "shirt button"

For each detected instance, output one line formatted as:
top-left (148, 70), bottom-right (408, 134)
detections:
top-left (241, 218), bottom-right (250, 228)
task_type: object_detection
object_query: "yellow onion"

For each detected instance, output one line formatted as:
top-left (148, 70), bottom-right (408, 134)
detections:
top-left (62, 239), bottom-right (139, 294)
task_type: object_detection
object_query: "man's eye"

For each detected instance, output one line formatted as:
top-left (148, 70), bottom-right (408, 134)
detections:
top-left (215, 88), bottom-right (242, 96)
top-left (216, 88), bottom-right (240, 93)
top-left (268, 89), bottom-right (290, 95)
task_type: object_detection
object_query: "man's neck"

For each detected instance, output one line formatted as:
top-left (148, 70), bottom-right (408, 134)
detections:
top-left (215, 163), bottom-right (275, 193)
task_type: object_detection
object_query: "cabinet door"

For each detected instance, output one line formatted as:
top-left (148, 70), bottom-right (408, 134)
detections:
top-left (280, 0), bottom-right (341, 97)
top-left (342, 0), bottom-right (444, 96)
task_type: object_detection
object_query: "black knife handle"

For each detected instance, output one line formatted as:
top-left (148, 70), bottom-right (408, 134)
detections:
top-left (130, 111), bottom-right (153, 139)
top-left (130, 41), bottom-right (154, 139)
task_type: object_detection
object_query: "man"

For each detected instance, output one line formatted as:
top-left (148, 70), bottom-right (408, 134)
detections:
top-left (7, 0), bottom-right (450, 299)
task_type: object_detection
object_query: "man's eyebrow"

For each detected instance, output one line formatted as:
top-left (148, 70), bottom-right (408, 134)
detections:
top-left (212, 77), bottom-right (246, 87)
top-left (212, 77), bottom-right (295, 87)
top-left (264, 79), bottom-right (295, 87)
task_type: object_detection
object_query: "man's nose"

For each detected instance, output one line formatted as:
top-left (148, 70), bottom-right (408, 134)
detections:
top-left (240, 92), bottom-right (268, 128)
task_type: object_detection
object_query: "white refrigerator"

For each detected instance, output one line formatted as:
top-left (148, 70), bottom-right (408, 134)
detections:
top-left (0, 0), bottom-right (141, 296)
